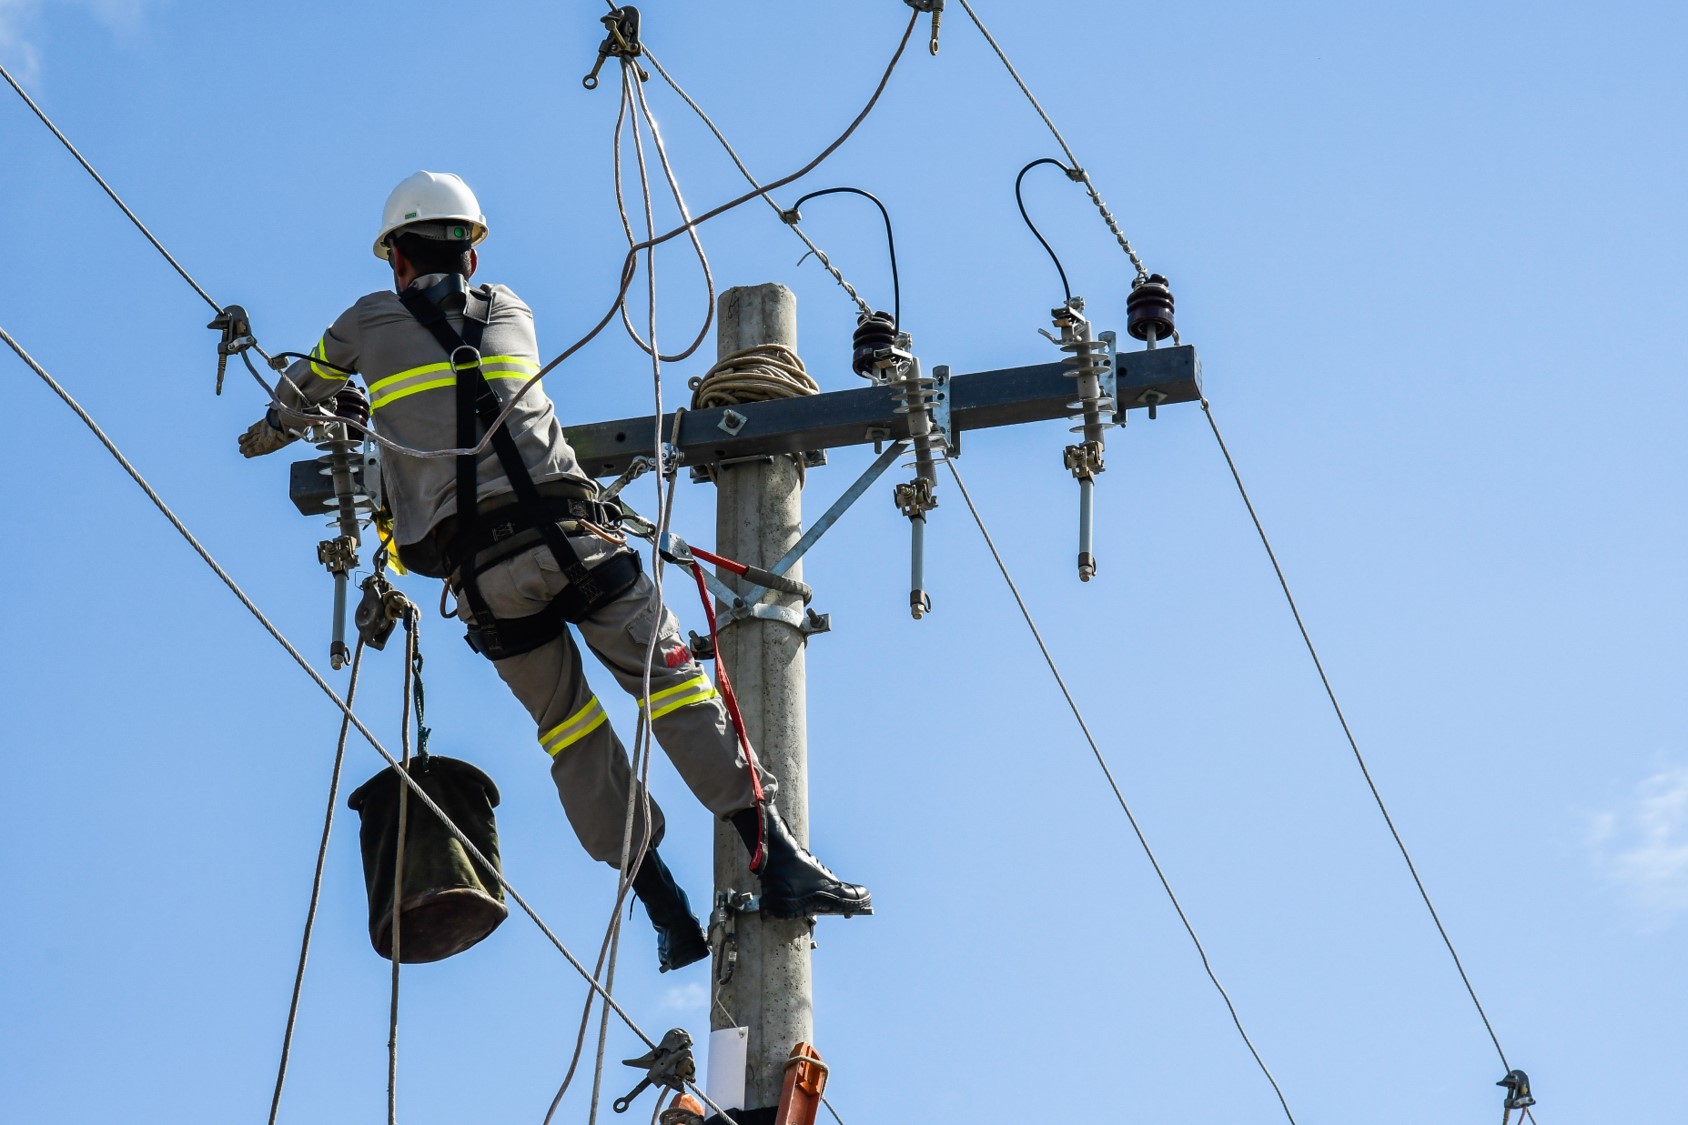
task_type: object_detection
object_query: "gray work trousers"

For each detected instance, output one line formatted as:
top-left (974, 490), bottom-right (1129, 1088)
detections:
top-left (458, 532), bottom-right (773, 866)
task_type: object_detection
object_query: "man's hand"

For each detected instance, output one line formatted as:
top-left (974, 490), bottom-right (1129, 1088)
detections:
top-left (238, 410), bottom-right (301, 458)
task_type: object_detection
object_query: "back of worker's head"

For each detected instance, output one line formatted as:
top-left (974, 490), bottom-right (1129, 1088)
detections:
top-left (391, 230), bottom-right (475, 279)
top-left (374, 170), bottom-right (488, 262)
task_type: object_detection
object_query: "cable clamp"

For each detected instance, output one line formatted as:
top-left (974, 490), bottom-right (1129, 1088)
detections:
top-left (206, 304), bottom-right (254, 396)
top-left (1498, 1070), bottom-right (1535, 1114)
top-left (316, 535), bottom-right (357, 578)
top-left (614, 1027), bottom-right (695, 1115)
top-left (583, 6), bottom-right (649, 90)
top-left (1063, 440), bottom-right (1104, 481)
top-left (903, 0), bottom-right (944, 54)
top-left (894, 476), bottom-right (937, 519)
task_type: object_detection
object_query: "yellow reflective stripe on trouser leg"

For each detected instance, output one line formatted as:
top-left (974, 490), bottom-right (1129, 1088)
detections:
top-left (540, 697), bottom-right (609, 757)
top-left (641, 673), bottom-right (718, 722)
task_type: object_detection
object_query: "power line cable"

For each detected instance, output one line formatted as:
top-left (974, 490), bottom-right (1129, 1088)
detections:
top-left (642, 46), bottom-right (875, 320)
top-left (944, 458), bottom-right (1299, 1125)
top-left (0, 60), bottom-right (222, 313)
top-left (1, 324), bottom-right (745, 1125)
top-left (952, 1), bottom-right (1149, 282)
top-left (1198, 398), bottom-right (1517, 1075)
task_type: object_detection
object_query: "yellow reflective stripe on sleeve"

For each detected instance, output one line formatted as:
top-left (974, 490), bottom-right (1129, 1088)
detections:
top-left (367, 356), bottom-right (540, 412)
top-left (309, 338), bottom-right (348, 382)
top-left (540, 697), bottom-right (608, 757)
top-left (641, 673), bottom-right (718, 722)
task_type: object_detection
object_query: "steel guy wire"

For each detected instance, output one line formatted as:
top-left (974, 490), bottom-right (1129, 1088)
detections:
top-left (1199, 398), bottom-right (1517, 1076)
top-left (268, 637), bottom-right (366, 1125)
top-left (0, 59), bottom-right (222, 314)
top-left (944, 457), bottom-right (1299, 1125)
top-left (952, 0), bottom-right (1150, 282)
top-left (1, 324), bottom-right (745, 1125)
top-left (642, 46), bottom-right (874, 321)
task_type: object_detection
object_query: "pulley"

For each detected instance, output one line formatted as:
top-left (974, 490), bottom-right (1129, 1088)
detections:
top-left (1126, 273), bottom-right (1175, 345)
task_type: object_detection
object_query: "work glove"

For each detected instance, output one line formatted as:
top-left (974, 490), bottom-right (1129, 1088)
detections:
top-left (238, 409), bottom-right (301, 458)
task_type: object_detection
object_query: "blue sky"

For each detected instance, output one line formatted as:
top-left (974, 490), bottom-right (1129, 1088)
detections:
top-left (4, 1), bottom-right (1685, 1122)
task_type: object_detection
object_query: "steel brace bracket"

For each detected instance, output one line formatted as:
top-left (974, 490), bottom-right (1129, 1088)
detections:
top-left (698, 439), bottom-right (911, 637)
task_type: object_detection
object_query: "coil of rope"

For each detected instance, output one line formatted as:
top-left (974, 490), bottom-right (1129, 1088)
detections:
top-left (689, 344), bottom-right (818, 410)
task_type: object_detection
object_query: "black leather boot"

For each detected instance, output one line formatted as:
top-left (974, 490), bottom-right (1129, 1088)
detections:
top-left (629, 849), bottom-right (711, 972)
top-left (729, 803), bottom-right (873, 919)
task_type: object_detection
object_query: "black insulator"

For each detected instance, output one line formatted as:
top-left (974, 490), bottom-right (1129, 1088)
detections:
top-left (852, 310), bottom-right (898, 378)
top-left (1126, 273), bottom-right (1176, 342)
top-left (333, 384), bottom-right (371, 427)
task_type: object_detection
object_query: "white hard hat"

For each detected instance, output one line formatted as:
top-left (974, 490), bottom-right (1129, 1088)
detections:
top-left (373, 170), bottom-right (489, 260)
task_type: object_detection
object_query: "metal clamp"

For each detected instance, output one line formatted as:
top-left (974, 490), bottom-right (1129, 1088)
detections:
top-left (709, 890), bottom-right (761, 985)
top-left (904, 0), bottom-right (944, 54)
top-left (206, 304), bottom-right (254, 396)
top-left (614, 1028), bottom-right (695, 1114)
top-left (584, 6), bottom-right (649, 90)
top-left (1497, 1070), bottom-right (1535, 1112)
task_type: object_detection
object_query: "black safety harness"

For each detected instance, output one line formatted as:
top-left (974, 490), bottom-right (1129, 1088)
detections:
top-left (397, 278), bottom-right (641, 660)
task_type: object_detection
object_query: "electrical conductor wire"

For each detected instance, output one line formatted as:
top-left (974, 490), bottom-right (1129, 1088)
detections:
top-left (1, 325), bottom-right (744, 1125)
top-left (642, 46), bottom-right (875, 320)
top-left (786, 186), bottom-right (902, 329)
top-left (0, 60), bottom-right (222, 313)
top-left (1199, 398), bottom-right (1517, 1076)
top-left (1014, 158), bottom-right (1076, 307)
top-left (945, 458), bottom-right (1299, 1125)
top-left (952, 0), bottom-right (1149, 281)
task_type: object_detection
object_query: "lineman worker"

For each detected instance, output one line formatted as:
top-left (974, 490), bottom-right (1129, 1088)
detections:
top-left (240, 171), bottom-right (871, 972)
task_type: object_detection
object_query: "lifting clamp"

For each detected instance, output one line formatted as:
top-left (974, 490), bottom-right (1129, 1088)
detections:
top-left (206, 304), bottom-right (254, 396)
top-left (583, 6), bottom-right (649, 90)
top-left (1497, 1069), bottom-right (1535, 1121)
top-left (903, 0), bottom-right (944, 55)
top-left (614, 1028), bottom-right (695, 1114)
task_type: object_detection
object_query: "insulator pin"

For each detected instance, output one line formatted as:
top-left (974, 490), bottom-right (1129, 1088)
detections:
top-left (851, 311), bottom-right (898, 379)
top-left (1126, 273), bottom-right (1175, 342)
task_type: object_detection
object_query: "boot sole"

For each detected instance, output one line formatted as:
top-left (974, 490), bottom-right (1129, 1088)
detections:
top-left (762, 892), bottom-right (873, 920)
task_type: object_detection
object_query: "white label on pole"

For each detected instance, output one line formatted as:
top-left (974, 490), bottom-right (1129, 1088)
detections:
top-left (706, 1026), bottom-right (749, 1110)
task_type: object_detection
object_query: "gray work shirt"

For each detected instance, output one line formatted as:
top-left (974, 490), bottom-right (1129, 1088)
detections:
top-left (279, 274), bottom-right (596, 549)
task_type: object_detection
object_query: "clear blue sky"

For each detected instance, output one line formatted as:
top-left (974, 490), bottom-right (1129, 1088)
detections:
top-left (4, 2), bottom-right (1685, 1122)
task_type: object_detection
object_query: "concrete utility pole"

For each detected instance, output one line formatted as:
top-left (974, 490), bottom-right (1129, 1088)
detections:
top-left (710, 284), bottom-right (813, 1114)
top-left (288, 277), bottom-right (1200, 1114)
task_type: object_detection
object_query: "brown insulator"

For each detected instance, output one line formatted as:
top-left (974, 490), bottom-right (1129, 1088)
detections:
top-left (333, 384), bottom-right (370, 427)
top-left (1126, 273), bottom-right (1176, 341)
top-left (851, 310), bottom-right (898, 378)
